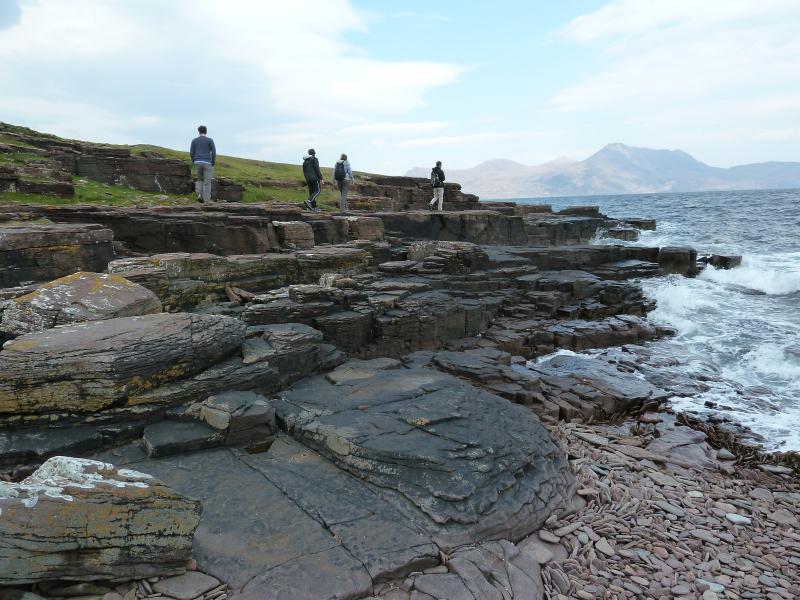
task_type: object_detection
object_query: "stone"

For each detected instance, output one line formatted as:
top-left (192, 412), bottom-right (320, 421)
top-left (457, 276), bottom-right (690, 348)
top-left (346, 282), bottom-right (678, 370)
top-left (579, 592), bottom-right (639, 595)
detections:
top-left (143, 420), bottom-right (224, 457)
top-left (0, 224), bottom-right (114, 287)
top-left (273, 368), bottom-right (576, 548)
top-left (0, 313), bottom-right (250, 415)
top-left (538, 530), bottom-right (561, 544)
top-left (595, 538), bottom-right (615, 556)
top-left (725, 513), bottom-right (751, 525)
top-left (0, 456), bottom-right (201, 584)
top-left (768, 508), bottom-right (799, 527)
top-left (1, 272), bottom-right (162, 336)
top-left (716, 448), bottom-right (735, 460)
top-left (199, 390), bottom-right (276, 445)
top-left (152, 572), bottom-right (220, 600)
top-left (272, 220), bottom-right (315, 249)
top-left (47, 583), bottom-right (112, 597)
top-left (750, 487), bottom-right (774, 502)
top-left (708, 254), bottom-right (742, 270)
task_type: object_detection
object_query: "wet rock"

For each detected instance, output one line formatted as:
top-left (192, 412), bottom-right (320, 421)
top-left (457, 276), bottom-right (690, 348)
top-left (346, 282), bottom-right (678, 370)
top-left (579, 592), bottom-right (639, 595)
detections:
top-left (0, 456), bottom-right (201, 584)
top-left (1, 272), bottom-right (162, 336)
top-left (708, 254), bottom-right (742, 270)
top-left (658, 246), bottom-right (698, 275)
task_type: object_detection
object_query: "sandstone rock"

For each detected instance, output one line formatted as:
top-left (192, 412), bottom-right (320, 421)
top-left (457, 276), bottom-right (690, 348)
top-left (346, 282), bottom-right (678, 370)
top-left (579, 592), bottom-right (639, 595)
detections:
top-left (0, 313), bottom-right (246, 415)
top-left (0, 456), bottom-right (201, 584)
top-left (143, 420), bottom-right (223, 457)
top-left (0, 224), bottom-right (113, 287)
top-left (707, 254), bottom-right (742, 270)
top-left (272, 221), bottom-right (315, 249)
top-left (658, 246), bottom-right (698, 275)
top-left (1, 272), bottom-right (162, 335)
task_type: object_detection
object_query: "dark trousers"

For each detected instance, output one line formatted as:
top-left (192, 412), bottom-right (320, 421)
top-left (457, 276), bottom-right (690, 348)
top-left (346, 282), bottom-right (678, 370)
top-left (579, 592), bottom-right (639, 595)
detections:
top-left (307, 180), bottom-right (321, 207)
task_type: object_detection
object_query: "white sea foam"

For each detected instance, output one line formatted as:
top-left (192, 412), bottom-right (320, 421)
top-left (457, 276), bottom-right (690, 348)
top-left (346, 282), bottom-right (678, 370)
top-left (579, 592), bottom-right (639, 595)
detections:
top-left (699, 254), bottom-right (800, 296)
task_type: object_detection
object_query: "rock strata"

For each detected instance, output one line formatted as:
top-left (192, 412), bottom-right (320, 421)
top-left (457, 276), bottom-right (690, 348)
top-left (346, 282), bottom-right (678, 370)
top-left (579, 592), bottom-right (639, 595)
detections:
top-left (0, 271), bottom-right (162, 336)
top-left (0, 456), bottom-right (201, 584)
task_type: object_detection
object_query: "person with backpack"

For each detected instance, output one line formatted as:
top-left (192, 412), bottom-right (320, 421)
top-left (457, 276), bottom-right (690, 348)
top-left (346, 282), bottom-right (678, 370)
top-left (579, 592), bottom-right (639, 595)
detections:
top-left (302, 148), bottom-right (324, 211)
top-left (332, 153), bottom-right (354, 212)
top-left (428, 160), bottom-right (446, 211)
top-left (190, 125), bottom-right (216, 203)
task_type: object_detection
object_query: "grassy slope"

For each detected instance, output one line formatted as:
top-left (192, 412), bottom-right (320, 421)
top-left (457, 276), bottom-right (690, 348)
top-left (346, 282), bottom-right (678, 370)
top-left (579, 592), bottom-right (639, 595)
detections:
top-left (0, 123), bottom-right (343, 209)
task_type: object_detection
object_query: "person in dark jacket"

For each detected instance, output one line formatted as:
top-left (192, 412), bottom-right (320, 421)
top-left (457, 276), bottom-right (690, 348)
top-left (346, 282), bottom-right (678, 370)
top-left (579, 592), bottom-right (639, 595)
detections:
top-left (302, 148), bottom-right (324, 211)
top-left (190, 125), bottom-right (216, 203)
top-left (428, 160), bottom-right (445, 211)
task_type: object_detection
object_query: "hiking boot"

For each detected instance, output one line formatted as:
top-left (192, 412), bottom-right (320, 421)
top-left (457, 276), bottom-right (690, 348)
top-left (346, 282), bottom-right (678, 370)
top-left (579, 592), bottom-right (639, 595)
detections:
top-left (303, 200), bottom-right (312, 211)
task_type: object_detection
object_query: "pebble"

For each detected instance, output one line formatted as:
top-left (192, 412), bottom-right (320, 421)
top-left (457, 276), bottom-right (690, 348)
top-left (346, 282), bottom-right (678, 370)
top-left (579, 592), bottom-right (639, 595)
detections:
top-left (595, 537), bottom-right (615, 556)
top-left (749, 487), bottom-right (774, 502)
top-left (703, 592), bottom-right (720, 600)
top-left (758, 464), bottom-right (793, 475)
top-left (687, 490), bottom-right (704, 498)
top-left (690, 529), bottom-right (720, 544)
top-left (671, 584), bottom-right (691, 595)
top-left (577, 532), bottom-right (589, 545)
top-left (696, 579), bottom-right (725, 593)
top-left (538, 530), bottom-right (561, 544)
top-left (716, 448), bottom-right (735, 460)
top-left (767, 508), bottom-right (798, 527)
top-left (725, 513), bottom-right (752, 525)
top-left (653, 546), bottom-right (669, 560)
top-left (654, 499), bottom-right (686, 517)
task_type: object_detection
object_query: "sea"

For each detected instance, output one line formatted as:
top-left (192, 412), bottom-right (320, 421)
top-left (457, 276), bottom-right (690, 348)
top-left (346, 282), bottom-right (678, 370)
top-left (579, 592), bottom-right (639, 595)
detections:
top-left (510, 189), bottom-right (800, 452)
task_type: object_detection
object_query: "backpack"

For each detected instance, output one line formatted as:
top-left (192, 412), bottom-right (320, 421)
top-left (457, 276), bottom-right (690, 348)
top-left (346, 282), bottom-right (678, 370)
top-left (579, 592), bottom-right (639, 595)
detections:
top-left (334, 161), bottom-right (345, 182)
top-left (431, 169), bottom-right (440, 187)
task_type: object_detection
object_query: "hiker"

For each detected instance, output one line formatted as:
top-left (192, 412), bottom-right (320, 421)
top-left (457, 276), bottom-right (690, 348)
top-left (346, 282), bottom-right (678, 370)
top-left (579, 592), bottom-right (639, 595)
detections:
top-left (332, 153), bottom-right (354, 212)
top-left (428, 160), bottom-right (445, 211)
top-left (190, 125), bottom-right (216, 203)
top-left (302, 148), bottom-right (324, 211)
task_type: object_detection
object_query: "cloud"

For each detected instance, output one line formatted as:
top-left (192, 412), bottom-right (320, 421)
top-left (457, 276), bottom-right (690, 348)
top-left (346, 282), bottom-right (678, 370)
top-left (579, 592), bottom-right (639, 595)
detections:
top-left (0, 0), bottom-right (464, 146)
top-left (552, 0), bottom-right (800, 113)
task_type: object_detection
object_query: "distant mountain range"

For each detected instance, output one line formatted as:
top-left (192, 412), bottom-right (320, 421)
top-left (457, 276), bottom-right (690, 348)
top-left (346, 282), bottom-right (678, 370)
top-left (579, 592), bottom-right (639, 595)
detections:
top-left (406, 143), bottom-right (800, 199)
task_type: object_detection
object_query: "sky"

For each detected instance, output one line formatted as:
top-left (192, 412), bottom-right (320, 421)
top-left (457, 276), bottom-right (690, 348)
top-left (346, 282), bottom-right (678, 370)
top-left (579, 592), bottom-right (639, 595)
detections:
top-left (1, 0), bottom-right (799, 174)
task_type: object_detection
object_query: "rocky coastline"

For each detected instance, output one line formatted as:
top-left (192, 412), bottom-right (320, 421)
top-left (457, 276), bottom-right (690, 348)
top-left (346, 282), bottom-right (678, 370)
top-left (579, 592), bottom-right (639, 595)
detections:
top-left (0, 179), bottom-right (798, 600)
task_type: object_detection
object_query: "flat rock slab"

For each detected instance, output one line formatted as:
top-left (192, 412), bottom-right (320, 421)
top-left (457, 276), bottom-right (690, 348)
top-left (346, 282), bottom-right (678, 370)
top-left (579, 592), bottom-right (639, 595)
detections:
top-left (0, 271), bottom-right (162, 336)
top-left (0, 456), bottom-right (201, 584)
top-left (527, 354), bottom-right (669, 417)
top-left (153, 572), bottom-right (220, 600)
top-left (274, 368), bottom-right (576, 548)
top-left (133, 447), bottom-right (372, 599)
top-left (0, 312), bottom-right (246, 415)
top-left (142, 420), bottom-right (223, 457)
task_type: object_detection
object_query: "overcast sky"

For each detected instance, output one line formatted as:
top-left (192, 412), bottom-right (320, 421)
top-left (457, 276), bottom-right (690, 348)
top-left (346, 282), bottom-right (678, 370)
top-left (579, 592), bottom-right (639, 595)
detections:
top-left (1, 0), bottom-right (799, 173)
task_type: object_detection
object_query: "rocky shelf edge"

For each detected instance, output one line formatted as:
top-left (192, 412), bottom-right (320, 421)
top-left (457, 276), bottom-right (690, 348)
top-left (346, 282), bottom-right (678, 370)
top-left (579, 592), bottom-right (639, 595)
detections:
top-left (0, 200), bottom-right (796, 600)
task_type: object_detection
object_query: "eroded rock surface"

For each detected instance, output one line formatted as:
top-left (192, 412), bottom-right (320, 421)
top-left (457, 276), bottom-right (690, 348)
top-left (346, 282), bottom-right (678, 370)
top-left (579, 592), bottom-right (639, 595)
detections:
top-left (274, 365), bottom-right (576, 548)
top-left (0, 456), bottom-right (201, 584)
top-left (1, 271), bottom-right (162, 336)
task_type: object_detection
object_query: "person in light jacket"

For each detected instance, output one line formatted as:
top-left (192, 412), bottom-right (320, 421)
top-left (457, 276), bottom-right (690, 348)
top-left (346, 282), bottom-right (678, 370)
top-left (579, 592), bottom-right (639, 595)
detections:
top-left (190, 125), bottom-right (216, 203)
top-left (302, 148), bottom-right (324, 211)
top-left (332, 153), bottom-right (355, 212)
top-left (429, 160), bottom-right (445, 211)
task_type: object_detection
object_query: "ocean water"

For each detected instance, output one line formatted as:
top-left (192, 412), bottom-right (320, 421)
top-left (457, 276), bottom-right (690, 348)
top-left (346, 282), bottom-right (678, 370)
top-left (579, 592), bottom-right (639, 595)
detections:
top-left (513, 189), bottom-right (800, 451)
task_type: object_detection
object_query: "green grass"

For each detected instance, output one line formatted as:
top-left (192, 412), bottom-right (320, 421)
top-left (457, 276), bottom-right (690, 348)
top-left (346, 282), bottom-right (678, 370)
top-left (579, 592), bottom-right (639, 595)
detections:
top-left (0, 122), bottom-right (355, 210)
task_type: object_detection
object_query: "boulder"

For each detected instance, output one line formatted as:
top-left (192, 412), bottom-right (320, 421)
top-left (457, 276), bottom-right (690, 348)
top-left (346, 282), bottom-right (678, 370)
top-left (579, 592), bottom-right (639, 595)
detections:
top-left (658, 246), bottom-right (698, 275)
top-left (1, 272), bottom-right (162, 336)
top-left (272, 221), bottom-right (315, 249)
top-left (0, 313), bottom-right (246, 415)
top-left (0, 456), bottom-right (201, 584)
top-left (708, 254), bottom-right (742, 270)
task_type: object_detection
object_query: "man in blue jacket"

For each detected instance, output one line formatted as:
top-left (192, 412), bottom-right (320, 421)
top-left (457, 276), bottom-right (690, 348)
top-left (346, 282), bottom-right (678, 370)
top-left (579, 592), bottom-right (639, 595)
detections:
top-left (302, 148), bottom-right (324, 211)
top-left (190, 125), bottom-right (216, 203)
